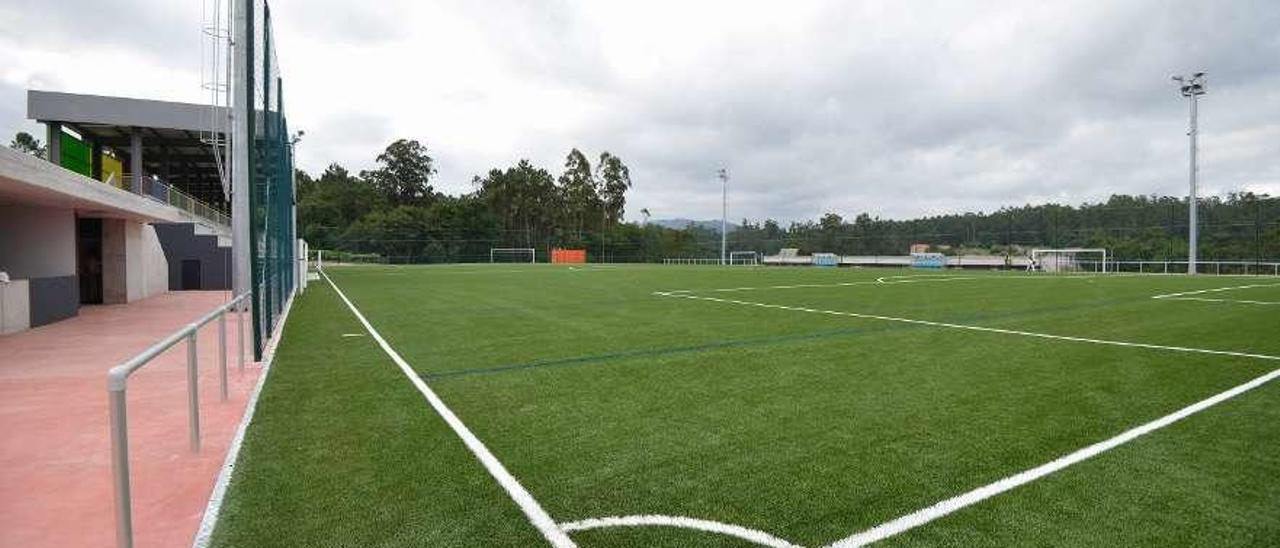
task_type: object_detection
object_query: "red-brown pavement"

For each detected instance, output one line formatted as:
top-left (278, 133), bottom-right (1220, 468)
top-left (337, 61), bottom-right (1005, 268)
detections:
top-left (0, 291), bottom-right (265, 548)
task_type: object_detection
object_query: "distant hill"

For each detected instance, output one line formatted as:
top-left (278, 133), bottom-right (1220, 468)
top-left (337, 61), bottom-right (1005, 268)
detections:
top-left (647, 218), bottom-right (740, 233)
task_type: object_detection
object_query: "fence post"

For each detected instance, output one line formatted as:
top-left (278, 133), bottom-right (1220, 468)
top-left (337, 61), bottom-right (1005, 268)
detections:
top-left (108, 388), bottom-right (133, 548)
top-left (187, 333), bottom-right (201, 452)
top-left (218, 312), bottom-right (228, 401)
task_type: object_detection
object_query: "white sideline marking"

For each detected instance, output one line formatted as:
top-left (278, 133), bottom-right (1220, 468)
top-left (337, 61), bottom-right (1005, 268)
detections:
top-left (193, 292), bottom-right (298, 548)
top-left (1151, 283), bottom-right (1280, 305)
top-left (559, 515), bottom-right (802, 548)
top-left (827, 366), bottom-right (1280, 547)
top-left (654, 292), bottom-right (1280, 362)
top-left (321, 270), bottom-right (576, 548)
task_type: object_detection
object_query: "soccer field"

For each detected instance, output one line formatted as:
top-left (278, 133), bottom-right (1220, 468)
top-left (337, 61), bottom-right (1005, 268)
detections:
top-left (209, 264), bottom-right (1280, 547)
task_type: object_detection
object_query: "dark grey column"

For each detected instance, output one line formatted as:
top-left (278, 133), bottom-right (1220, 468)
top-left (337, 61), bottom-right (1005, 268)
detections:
top-left (46, 122), bottom-right (62, 164)
top-left (130, 129), bottom-right (143, 194)
top-left (91, 141), bottom-right (103, 181)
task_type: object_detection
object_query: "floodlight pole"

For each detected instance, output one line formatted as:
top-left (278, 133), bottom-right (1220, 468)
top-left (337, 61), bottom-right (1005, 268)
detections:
top-left (1173, 72), bottom-right (1206, 275)
top-left (231, 0), bottom-right (251, 300)
top-left (718, 168), bottom-right (728, 265)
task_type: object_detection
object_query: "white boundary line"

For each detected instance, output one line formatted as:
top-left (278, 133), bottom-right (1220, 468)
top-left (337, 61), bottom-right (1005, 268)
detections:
top-left (321, 269), bottom-right (577, 548)
top-left (662, 272), bottom-right (1168, 295)
top-left (653, 289), bottom-right (1280, 547)
top-left (1157, 297), bottom-right (1278, 305)
top-left (827, 366), bottom-right (1280, 547)
top-left (1151, 283), bottom-right (1280, 305)
top-left (654, 292), bottom-right (1280, 362)
top-left (193, 291), bottom-right (298, 548)
top-left (559, 515), bottom-right (803, 548)
top-left (665, 276), bottom-right (974, 295)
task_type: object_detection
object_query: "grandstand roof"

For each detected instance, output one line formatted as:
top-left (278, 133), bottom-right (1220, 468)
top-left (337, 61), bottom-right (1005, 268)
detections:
top-left (27, 90), bottom-right (228, 211)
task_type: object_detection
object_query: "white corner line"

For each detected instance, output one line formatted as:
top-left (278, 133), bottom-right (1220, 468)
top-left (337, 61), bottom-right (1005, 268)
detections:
top-left (320, 269), bottom-right (576, 548)
top-left (192, 291), bottom-right (299, 548)
top-left (559, 515), bottom-right (803, 548)
top-left (825, 365), bottom-right (1280, 547)
top-left (875, 275), bottom-right (976, 284)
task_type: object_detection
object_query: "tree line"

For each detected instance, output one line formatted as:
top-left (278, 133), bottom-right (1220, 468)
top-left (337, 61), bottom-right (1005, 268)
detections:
top-left (297, 139), bottom-right (1277, 263)
top-left (297, 139), bottom-right (640, 262)
top-left (727, 193), bottom-right (1279, 261)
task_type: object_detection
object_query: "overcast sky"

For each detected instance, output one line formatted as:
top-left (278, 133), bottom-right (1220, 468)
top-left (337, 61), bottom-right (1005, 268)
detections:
top-left (1, 0), bottom-right (1277, 222)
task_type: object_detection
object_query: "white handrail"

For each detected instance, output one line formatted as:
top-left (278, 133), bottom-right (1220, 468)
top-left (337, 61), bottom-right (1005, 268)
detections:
top-left (107, 292), bottom-right (250, 548)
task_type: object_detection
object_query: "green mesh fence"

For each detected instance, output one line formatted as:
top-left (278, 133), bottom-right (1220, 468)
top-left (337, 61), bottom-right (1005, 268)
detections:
top-left (246, 0), bottom-right (295, 359)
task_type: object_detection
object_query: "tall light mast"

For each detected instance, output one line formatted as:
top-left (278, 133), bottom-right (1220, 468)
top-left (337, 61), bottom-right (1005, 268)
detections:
top-left (1172, 72), bottom-right (1206, 275)
top-left (718, 168), bottom-right (728, 265)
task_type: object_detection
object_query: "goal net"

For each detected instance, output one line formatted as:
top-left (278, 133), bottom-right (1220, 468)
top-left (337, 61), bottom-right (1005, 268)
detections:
top-left (1030, 248), bottom-right (1108, 273)
top-left (728, 251), bottom-right (759, 266)
top-left (490, 248), bottom-right (536, 263)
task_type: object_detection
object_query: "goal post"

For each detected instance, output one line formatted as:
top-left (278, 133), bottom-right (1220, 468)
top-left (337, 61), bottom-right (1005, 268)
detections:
top-left (728, 251), bottom-right (759, 266)
top-left (1030, 248), bottom-right (1108, 273)
top-left (490, 248), bottom-right (536, 263)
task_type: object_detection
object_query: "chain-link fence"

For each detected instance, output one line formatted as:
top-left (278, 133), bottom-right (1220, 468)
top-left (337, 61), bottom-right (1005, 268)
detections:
top-left (246, 0), bottom-right (295, 358)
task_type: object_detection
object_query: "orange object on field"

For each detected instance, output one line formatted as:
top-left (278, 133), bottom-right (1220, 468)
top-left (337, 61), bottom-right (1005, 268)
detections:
top-left (551, 248), bottom-right (587, 263)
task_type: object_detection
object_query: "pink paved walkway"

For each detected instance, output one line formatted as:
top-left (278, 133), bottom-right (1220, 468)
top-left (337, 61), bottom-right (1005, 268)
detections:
top-left (0, 291), bottom-right (264, 548)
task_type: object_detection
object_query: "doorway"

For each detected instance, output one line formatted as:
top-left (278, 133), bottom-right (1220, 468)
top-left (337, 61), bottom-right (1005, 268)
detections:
top-left (76, 217), bottom-right (103, 304)
top-left (181, 259), bottom-right (202, 290)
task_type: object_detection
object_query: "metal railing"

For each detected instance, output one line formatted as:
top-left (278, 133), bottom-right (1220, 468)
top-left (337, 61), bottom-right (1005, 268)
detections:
top-left (1108, 260), bottom-right (1280, 276)
top-left (663, 258), bottom-right (724, 265)
top-left (107, 293), bottom-right (250, 548)
top-left (125, 174), bottom-right (232, 228)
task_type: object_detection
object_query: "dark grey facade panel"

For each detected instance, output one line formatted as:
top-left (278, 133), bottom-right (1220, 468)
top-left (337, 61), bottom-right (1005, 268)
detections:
top-left (152, 223), bottom-right (231, 290)
top-left (29, 275), bottom-right (78, 327)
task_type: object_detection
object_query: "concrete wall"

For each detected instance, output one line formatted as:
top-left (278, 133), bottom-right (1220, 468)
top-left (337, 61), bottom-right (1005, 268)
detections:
top-left (100, 220), bottom-right (170, 304)
top-left (130, 224), bottom-right (169, 300)
top-left (0, 205), bottom-right (76, 279)
top-left (0, 205), bottom-right (78, 327)
top-left (0, 279), bottom-right (30, 335)
top-left (102, 219), bottom-right (128, 304)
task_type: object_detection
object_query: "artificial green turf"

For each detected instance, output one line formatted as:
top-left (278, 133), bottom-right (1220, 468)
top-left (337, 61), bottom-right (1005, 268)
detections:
top-left (208, 282), bottom-right (547, 547)
top-left (212, 265), bottom-right (1280, 547)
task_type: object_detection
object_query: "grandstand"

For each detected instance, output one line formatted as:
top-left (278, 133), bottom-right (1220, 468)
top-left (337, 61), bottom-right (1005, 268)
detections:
top-left (0, 1), bottom-right (298, 547)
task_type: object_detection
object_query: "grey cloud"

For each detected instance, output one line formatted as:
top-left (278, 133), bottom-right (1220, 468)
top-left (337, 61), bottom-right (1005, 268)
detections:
top-left (0, 0), bottom-right (195, 69)
top-left (2, 0), bottom-right (1276, 223)
top-left (552, 1), bottom-right (1280, 221)
top-left (282, 0), bottom-right (404, 45)
top-left (441, 0), bottom-right (615, 90)
top-left (0, 81), bottom-right (41, 145)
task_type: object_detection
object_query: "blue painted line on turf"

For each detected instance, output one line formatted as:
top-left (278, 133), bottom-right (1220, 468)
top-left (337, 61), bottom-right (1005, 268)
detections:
top-left (420, 326), bottom-right (892, 381)
top-left (420, 293), bottom-right (1157, 382)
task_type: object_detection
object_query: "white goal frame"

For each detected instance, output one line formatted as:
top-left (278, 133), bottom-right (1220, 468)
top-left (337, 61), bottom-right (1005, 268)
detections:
top-left (728, 251), bottom-right (760, 266)
top-left (1030, 248), bottom-right (1108, 273)
top-left (490, 248), bottom-right (536, 264)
